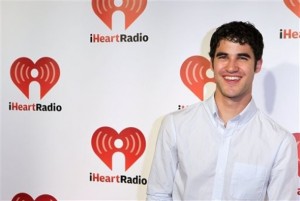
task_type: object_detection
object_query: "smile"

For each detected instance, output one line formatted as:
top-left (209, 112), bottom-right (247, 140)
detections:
top-left (224, 76), bottom-right (241, 81)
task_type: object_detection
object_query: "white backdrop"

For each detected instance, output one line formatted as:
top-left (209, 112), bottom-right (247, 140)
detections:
top-left (1, 0), bottom-right (299, 200)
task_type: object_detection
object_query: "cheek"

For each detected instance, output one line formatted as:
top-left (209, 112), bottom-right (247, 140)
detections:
top-left (211, 62), bottom-right (221, 72)
top-left (244, 66), bottom-right (256, 75)
top-left (213, 60), bottom-right (228, 70)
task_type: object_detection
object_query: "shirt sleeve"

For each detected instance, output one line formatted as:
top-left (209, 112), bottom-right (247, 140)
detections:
top-left (146, 114), bottom-right (178, 201)
top-left (267, 133), bottom-right (298, 200)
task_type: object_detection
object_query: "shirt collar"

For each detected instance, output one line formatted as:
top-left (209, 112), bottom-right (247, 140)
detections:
top-left (205, 94), bottom-right (258, 127)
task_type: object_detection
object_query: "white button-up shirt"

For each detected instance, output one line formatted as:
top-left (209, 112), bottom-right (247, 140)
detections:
top-left (146, 95), bottom-right (298, 200)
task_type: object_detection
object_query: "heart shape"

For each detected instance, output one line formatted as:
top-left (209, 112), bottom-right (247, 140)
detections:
top-left (92, 0), bottom-right (147, 30)
top-left (91, 127), bottom-right (146, 171)
top-left (180, 55), bottom-right (215, 101)
top-left (12, 193), bottom-right (57, 201)
top-left (284, 0), bottom-right (300, 18)
top-left (10, 57), bottom-right (60, 99)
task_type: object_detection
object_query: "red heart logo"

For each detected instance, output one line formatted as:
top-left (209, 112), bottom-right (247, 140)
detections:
top-left (92, 0), bottom-right (147, 30)
top-left (10, 57), bottom-right (60, 99)
top-left (180, 55), bottom-right (215, 101)
top-left (91, 127), bottom-right (146, 171)
top-left (12, 193), bottom-right (57, 201)
top-left (284, 0), bottom-right (300, 18)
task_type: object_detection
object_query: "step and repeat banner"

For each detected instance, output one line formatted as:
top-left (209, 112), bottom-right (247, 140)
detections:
top-left (1, 0), bottom-right (299, 200)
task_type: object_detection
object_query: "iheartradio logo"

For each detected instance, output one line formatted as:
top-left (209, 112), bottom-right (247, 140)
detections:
top-left (180, 55), bottom-right (215, 101)
top-left (12, 192), bottom-right (57, 201)
top-left (91, 126), bottom-right (146, 171)
top-left (10, 57), bottom-right (60, 99)
top-left (284, 0), bottom-right (300, 18)
top-left (92, 0), bottom-right (147, 30)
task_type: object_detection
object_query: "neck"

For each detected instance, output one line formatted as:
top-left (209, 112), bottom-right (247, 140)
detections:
top-left (214, 92), bottom-right (252, 124)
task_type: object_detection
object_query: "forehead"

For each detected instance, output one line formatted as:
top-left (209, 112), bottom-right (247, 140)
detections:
top-left (216, 39), bottom-right (254, 55)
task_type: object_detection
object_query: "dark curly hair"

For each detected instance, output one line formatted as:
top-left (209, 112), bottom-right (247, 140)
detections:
top-left (209, 21), bottom-right (264, 63)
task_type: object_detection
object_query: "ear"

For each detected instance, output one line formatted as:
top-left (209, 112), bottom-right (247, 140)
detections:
top-left (255, 59), bottom-right (263, 73)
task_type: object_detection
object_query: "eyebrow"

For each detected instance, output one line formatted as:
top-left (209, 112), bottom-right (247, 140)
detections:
top-left (237, 53), bottom-right (251, 58)
top-left (215, 52), bottom-right (227, 57)
top-left (215, 52), bottom-right (252, 58)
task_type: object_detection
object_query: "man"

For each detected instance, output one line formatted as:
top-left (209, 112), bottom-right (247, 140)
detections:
top-left (146, 21), bottom-right (298, 200)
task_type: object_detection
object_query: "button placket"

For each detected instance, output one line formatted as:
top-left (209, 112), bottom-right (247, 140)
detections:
top-left (212, 121), bottom-right (237, 199)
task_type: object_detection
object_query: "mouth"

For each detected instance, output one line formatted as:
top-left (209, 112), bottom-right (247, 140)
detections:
top-left (224, 76), bottom-right (241, 81)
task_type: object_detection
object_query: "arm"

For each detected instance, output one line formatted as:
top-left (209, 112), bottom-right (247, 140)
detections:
top-left (267, 134), bottom-right (298, 200)
top-left (146, 115), bottom-right (178, 201)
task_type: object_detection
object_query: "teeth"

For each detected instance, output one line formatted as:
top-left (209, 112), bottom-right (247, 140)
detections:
top-left (224, 76), bottom-right (240, 80)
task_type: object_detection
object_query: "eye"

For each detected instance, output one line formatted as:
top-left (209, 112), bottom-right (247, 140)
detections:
top-left (238, 56), bottom-right (248, 60)
top-left (237, 54), bottom-right (251, 61)
top-left (216, 55), bottom-right (227, 59)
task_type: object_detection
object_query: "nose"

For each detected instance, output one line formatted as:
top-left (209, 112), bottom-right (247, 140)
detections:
top-left (226, 58), bottom-right (239, 72)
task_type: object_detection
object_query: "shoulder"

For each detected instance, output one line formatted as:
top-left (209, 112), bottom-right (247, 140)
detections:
top-left (160, 101), bottom-right (209, 130)
top-left (166, 102), bottom-right (204, 120)
top-left (254, 109), bottom-right (294, 142)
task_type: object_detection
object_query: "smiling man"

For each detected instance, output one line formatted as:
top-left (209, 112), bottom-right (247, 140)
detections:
top-left (146, 21), bottom-right (298, 201)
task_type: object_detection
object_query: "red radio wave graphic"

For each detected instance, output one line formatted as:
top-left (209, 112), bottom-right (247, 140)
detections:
top-left (12, 192), bottom-right (57, 201)
top-left (92, 0), bottom-right (147, 30)
top-left (284, 0), bottom-right (300, 18)
top-left (91, 127), bottom-right (146, 171)
top-left (10, 57), bottom-right (60, 99)
top-left (180, 55), bottom-right (215, 101)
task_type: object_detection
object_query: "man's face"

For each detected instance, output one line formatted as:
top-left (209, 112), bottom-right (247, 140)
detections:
top-left (211, 39), bottom-right (262, 101)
